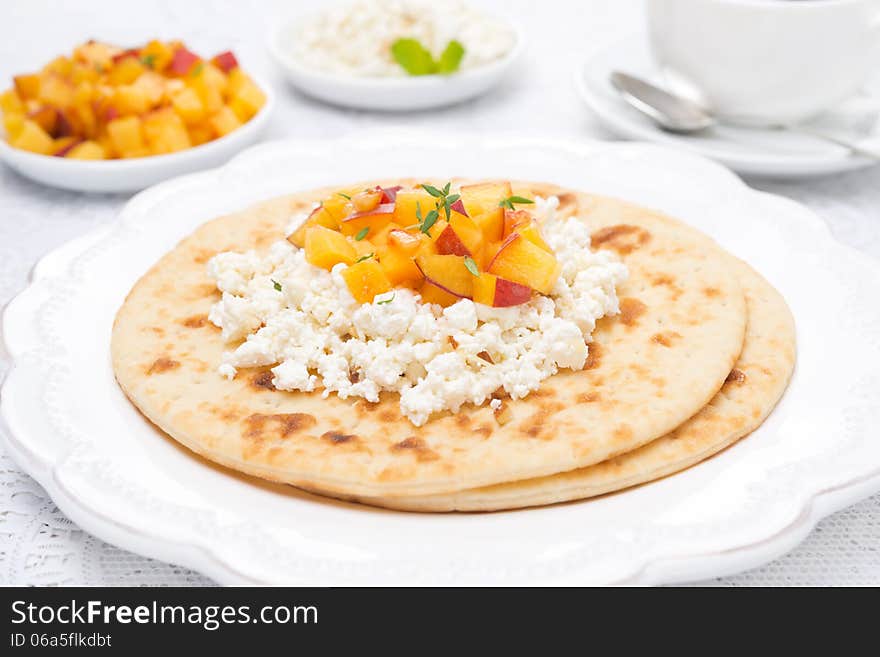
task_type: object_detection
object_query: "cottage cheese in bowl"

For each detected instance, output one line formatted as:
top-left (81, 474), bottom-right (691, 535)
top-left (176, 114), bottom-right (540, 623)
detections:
top-left (269, 0), bottom-right (521, 109)
top-left (208, 194), bottom-right (628, 426)
top-left (290, 0), bottom-right (517, 77)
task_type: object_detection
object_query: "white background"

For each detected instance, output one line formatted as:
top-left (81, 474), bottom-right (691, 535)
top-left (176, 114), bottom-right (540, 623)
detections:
top-left (0, 0), bottom-right (877, 585)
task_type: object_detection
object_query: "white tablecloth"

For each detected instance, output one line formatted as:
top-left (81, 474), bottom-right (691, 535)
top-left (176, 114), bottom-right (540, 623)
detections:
top-left (1, 0), bottom-right (878, 586)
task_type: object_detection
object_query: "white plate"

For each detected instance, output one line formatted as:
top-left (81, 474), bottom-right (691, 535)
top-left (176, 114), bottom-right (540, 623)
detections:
top-left (0, 75), bottom-right (275, 193)
top-left (576, 34), bottom-right (880, 179)
top-left (267, 16), bottom-right (523, 111)
top-left (3, 132), bottom-right (880, 585)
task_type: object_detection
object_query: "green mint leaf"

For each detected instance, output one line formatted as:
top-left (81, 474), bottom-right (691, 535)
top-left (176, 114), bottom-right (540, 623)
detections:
top-left (391, 38), bottom-right (436, 76)
top-left (463, 256), bottom-right (479, 277)
top-left (443, 182), bottom-right (451, 195)
top-left (355, 226), bottom-right (369, 241)
top-left (445, 193), bottom-right (460, 205)
top-left (421, 184), bottom-right (443, 198)
top-left (141, 54), bottom-right (156, 68)
top-left (271, 279), bottom-right (282, 292)
top-left (355, 253), bottom-right (374, 263)
top-left (436, 40), bottom-right (465, 75)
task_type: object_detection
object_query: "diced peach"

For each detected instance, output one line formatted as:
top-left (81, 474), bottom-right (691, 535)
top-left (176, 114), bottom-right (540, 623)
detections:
top-left (37, 75), bottom-right (74, 107)
top-left (287, 205), bottom-right (338, 248)
top-left (341, 260), bottom-right (392, 304)
top-left (321, 193), bottom-right (355, 222)
top-left (169, 47), bottom-right (200, 75)
top-left (143, 109), bottom-right (191, 154)
top-left (2, 112), bottom-right (25, 138)
top-left (13, 74), bottom-right (41, 100)
top-left (304, 225), bottom-right (357, 270)
top-left (132, 71), bottom-right (165, 105)
top-left (387, 228), bottom-right (422, 255)
top-left (66, 140), bottom-right (106, 159)
top-left (208, 105), bottom-right (241, 137)
top-left (474, 207), bottom-right (504, 242)
top-left (392, 189), bottom-right (436, 226)
top-left (140, 40), bottom-right (174, 71)
top-left (0, 89), bottom-right (24, 114)
top-left (379, 248), bottom-right (423, 286)
top-left (339, 203), bottom-right (394, 238)
top-left (351, 189), bottom-right (382, 213)
top-left (460, 181), bottom-right (512, 217)
top-left (212, 51), bottom-right (239, 73)
top-left (473, 272), bottom-right (532, 307)
top-left (367, 223), bottom-right (395, 249)
top-left (112, 84), bottom-right (152, 115)
top-left (106, 115), bottom-right (145, 156)
top-left (435, 211), bottom-right (485, 265)
top-left (10, 119), bottom-right (53, 154)
top-left (27, 106), bottom-right (58, 135)
top-left (170, 86), bottom-right (205, 124)
top-left (418, 280), bottom-right (459, 308)
top-left (189, 75), bottom-right (224, 114)
top-left (51, 136), bottom-right (81, 156)
top-left (108, 57), bottom-right (146, 85)
top-left (414, 254), bottom-right (474, 299)
top-left (227, 75), bottom-right (265, 121)
top-left (43, 56), bottom-right (73, 77)
top-left (502, 209), bottom-right (531, 238)
top-left (515, 219), bottom-right (552, 252)
top-left (187, 122), bottom-right (213, 146)
top-left (488, 234), bottom-right (561, 294)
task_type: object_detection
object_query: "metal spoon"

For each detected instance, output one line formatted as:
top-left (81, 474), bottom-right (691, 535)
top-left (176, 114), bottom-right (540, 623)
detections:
top-left (610, 71), bottom-right (880, 160)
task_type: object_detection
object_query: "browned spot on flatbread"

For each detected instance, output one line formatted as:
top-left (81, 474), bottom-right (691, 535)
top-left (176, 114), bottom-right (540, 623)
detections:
top-left (583, 342), bottom-right (603, 370)
top-left (703, 286), bottom-right (721, 298)
top-left (379, 409), bottom-right (398, 423)
top-left (613, 424), bottom-right (634, 443)
top-left (192, 248), bottom-right (216, 264)
top-left (519, 402), bottom-right (564, 440)
top-left (651, 274), bottom-right (683, 300)
top-left (726, 368), bottom-right (747, 385)
top-left (619, 298), bottom-right (647, 326)
top-left (592, 224), bottom-right (651, 255)
top-left (390, 436), bottom-right (440, 462)
top-left (322, 431), bottom-right (358, 445)
top-left (556, 192), bottom-right (578, 212)
top-left (474, 423), bottom-right (494, 439)
top-left (147, 357), bottom-right (179, 375)
top-left (577, 391), bottom-right (601, 403)
top-left (455, 415), bottom-right (472, 428)
top-left (147, 326), bottom-right (166, 336)
top-left (251, 370), bottom-right (276, 391)
top-left (181, 314), bottom-right (209, 328)
top-left (243, 412), bottom-right (317, 440)
top-left (189, 283), bottom-right (220, 301)
top-left (651, 330), bottom-right (682, 347)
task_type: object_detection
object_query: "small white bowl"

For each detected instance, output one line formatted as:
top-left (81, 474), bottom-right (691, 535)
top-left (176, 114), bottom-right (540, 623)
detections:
top-left (0, 75), bottom-right (275, 193)
top-left (268, 18), bottom-right (523, 111)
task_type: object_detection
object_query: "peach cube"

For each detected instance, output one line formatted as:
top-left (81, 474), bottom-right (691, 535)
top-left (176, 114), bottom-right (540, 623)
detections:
top-left (488, 234), bottom-right (560, 294)
top-left (66, 140), bottom-right (106, 159)
top-left (208, 105), bottom-right (241, 137)
top-left (106, 115), bottom-right (145, 156)
top-left (304, 225), bottom-right (357, 270)
top-left (10, 119), bottom-right (53, 154)
top-left (341, 260), bottom-right (393, 304)
top-left (170, 86), bottom-right (205, 124)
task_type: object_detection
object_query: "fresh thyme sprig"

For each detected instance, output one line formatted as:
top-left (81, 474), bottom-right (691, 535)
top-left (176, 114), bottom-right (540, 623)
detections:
top-left (422, 182), bottom-right (461, 220)
top-left (337, 192), bottom-right (351, 200)
top-left (498, 195), bottom-right (535, 210)
top-left (354, 226), bottom-right (369, 241)
top-left (271, 279), bottom-right (282, 292)
top-left (414, 202), bottom-right (439, 236)
top-left (355, 253), bottom-right (374, 263)
top-left (463, 256), bottom-right (479, 276)
top-left (376, 293), bottom-right (395, 305)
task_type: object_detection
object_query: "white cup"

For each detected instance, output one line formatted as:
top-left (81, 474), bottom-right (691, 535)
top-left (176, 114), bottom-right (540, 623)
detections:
top-left (646, 0), bottom-right (880, 124)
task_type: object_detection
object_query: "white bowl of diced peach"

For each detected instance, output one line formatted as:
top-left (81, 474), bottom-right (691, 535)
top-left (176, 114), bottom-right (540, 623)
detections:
top-left (0, 40), bottom-right (273, 193)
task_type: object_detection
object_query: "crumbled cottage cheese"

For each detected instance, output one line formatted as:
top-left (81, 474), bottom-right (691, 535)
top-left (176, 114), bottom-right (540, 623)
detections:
top-left (291, 0), bottom-right (516, 77)
top-left (207, 196), bottom-right (628, 426)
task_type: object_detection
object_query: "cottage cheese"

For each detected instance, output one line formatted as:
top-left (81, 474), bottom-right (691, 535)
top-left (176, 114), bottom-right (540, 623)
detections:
top-left (291, 0), bottom-right (516, 77)
top-left (207, 196), bottom-right (628, 426)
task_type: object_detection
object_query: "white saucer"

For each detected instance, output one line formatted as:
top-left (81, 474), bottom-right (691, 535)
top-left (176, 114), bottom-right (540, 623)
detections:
top-left (576, 34), bottom-right (880, 179)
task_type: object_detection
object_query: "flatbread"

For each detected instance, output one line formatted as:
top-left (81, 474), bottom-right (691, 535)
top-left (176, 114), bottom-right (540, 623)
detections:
top-left (350, 258), bottom-right (795, 510)
top-left (111, 181), bottom-right (747, 498)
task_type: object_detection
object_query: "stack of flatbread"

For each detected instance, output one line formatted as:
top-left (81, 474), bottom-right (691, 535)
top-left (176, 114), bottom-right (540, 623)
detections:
top-left (111, 181), bottom-right (796, 512)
